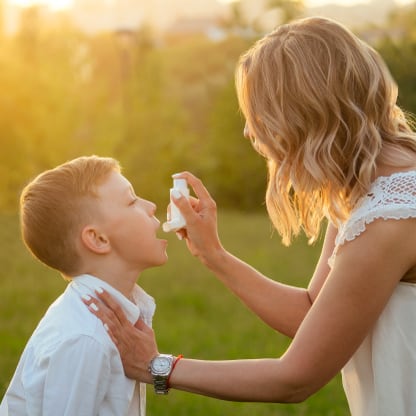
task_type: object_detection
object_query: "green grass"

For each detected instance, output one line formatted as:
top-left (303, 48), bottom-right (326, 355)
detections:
top-left (0, 211), bottom-right (349, 415)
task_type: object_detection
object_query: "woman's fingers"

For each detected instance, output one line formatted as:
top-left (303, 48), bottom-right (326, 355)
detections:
top-left (134, 318), bottom-right (147, 330)
top-left (166, 172), bottom-right (222, 260)
top-left (82, 293), bottom-right (113, 323)
top-left (173, 172), bottom-right (216, 208)
top-left (171, 174), bottom-right (216, 226)
top-left (95, 288), bottom-right (130, 326)
top-left (81, 290), bottom-right (133, 342)
top-left (81, 294), bottom-right (120, 343)
top-left (82, 289), bottom-right (159, 380)
top-left (172, 192), bottom-right (197, 224)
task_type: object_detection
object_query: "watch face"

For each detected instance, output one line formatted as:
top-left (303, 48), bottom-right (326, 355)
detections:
top-left (152, 356), bottom-right (171, 374)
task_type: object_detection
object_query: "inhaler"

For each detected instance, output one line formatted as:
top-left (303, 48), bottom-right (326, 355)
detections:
top-left (162, 178), bottom-right (190, 232)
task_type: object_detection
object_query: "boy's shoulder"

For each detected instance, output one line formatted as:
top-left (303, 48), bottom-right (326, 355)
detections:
top-left (28, 285), bottom-right (115, 358)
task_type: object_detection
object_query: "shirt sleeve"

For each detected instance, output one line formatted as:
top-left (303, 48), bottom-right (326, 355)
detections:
top-left (41, 335), bottom-right (111, 416)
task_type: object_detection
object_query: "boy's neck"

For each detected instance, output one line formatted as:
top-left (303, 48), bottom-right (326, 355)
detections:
top-left (81, 264), bottom-right (140, 301)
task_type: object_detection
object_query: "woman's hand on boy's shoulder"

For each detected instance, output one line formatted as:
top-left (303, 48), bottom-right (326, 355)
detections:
top-left (82, 289), bottom-right (158, 382)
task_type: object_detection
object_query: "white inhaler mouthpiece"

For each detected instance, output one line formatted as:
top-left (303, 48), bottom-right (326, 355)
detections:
top-left (162, 178), bottom-right (190, 232)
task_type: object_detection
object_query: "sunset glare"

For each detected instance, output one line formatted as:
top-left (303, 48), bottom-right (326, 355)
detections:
top-left (217, 0), bottom-right (415, 6)
top-left (10, 0), bottom-right (416, 8)
top-left (9, 0), bottom-right (71, 10)
top-left (307, 0), bottom-right (414, 6)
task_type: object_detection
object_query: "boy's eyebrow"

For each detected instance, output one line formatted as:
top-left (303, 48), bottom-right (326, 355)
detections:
top-left (119, 183), bottom-right (134, 199)
top-left (127, 184), bottom-right (136, 197)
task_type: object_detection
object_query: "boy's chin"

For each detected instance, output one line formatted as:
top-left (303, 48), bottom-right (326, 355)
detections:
top-left (151, 253), bottom-right (169, 267)
top-left (158, 254), bottom-right (169, 266)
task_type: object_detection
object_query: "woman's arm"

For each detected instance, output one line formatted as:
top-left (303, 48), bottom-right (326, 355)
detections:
top-left (170, 172), bottom-right (337, 337)
top-left (167, 217), bottom-right (416, 402)
top-left (85, 217), bottom-right (416, 401)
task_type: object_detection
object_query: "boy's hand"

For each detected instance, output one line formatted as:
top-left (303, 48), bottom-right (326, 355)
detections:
top-left (82, 290), bottom-right (158, 382)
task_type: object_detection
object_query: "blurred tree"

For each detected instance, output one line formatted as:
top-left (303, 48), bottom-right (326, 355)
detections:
top-left (222, 1), bottom-right (257, 35)
top-left (267, 0), bottom-right (305, 23)
top-left (0, 51), bottom-right (35, 209)
top-left (0, 13), bottom-right (123, 210)
top-left (375, 4), bottom-right (416, 114)
top-left (154, 35), bottom-right (262, 207)
top-left (204, 79), bottom-right (267, 210)
top-left (0, 0), bottom-right (4, 39)
top-left (14, 17), bottom-right (95, 164)
top-left (5, 3), bottom-right (416, 214)
top-left (113, 31), bottom-right (193, 206)
top-left (161, 36), bottom-right (247, 138)
top-left (205, 78), bottom-right (267, 210)
top-left (16, 6), bottom-right (41, 63)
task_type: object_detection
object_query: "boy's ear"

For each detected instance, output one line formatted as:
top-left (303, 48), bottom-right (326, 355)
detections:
top-left (81, 225), bottom-right (111, 254)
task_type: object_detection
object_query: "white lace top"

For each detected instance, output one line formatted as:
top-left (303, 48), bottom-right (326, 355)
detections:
top-left (330, 171), bottom-right (416, 416)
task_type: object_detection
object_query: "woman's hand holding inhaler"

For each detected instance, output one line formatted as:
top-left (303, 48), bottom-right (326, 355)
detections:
top-left (162, 172), bottom-right (225, 267)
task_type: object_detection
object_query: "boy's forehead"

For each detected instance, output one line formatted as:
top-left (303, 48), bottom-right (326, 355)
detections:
top-left (98, 171), bottom-right (133, 195)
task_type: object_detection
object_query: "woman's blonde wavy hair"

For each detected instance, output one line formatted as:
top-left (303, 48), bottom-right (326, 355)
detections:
top-left (236, 16), bottom-right (416, 245)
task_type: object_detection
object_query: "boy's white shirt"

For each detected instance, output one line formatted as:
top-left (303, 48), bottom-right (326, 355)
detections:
top-left (0, 274), bottom-right (156, 416)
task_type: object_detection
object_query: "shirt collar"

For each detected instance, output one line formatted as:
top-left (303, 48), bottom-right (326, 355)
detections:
top-left (70, 274), bottom-right (156, 326)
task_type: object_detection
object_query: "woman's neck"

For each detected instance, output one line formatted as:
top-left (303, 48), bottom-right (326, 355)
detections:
top-left (376, 145), bottom-right (416, 177)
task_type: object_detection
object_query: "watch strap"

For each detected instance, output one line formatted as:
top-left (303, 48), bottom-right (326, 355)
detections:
top-left (149, 354), bottom-right (174, 395)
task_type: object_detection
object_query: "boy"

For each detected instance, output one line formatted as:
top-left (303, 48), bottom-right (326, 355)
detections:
top-left (0, 155), bottom-right (168, 415)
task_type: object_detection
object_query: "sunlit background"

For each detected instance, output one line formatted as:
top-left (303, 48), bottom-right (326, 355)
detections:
top-left (3, 0), bottom-right (415, 35)
top-left (1, 1), bottom-right (416, 414)
top-left (7, 0), bottom-right (416, 8)
top-left (2, 0), bottom-right (415, 34)
top-left (8, 0), bottom-right (70, 8)
top-left (0, 0), bottom-right (415, 209)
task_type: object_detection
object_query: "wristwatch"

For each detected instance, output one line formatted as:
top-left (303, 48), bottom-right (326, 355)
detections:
top-left (148, 354), bottom-right (175, 394)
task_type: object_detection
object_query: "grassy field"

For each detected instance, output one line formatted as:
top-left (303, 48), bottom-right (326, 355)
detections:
top-left (0, 211), bottom-right (350, 415)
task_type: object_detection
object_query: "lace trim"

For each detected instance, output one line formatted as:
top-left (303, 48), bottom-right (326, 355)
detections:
top-left (328, 171), bottom-right (416, 268)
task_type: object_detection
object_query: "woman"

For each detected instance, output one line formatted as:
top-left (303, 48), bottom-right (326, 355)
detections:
top-left (85, 17), bottom-right (416, 415)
